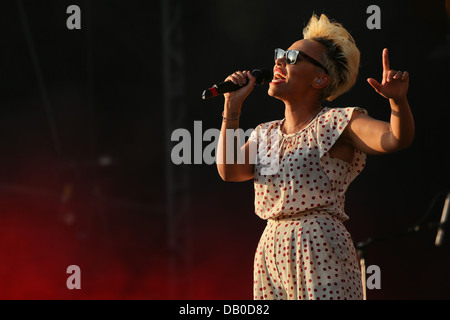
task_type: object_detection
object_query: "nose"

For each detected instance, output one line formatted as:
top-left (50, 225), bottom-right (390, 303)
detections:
top-left (275, 55), bottom-right (286, 67)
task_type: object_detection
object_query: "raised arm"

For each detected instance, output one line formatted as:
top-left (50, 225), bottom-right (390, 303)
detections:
top-left (216, 71), bottom-right (256, 181)
top-left (345, 48), bottom-right (415, 154)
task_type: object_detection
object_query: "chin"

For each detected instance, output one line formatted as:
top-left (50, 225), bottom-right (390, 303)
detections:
top-left (268, 85), bottom-right (283, 100)
top-left (268, 83), bottom-right (277, 96)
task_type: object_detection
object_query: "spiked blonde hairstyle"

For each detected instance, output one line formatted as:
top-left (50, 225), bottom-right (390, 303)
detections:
top-left (303, 14), bottom-right (360, 101)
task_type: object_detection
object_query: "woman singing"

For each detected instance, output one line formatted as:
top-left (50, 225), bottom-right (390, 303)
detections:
top-left (216, 14), bottom-right (414, 300)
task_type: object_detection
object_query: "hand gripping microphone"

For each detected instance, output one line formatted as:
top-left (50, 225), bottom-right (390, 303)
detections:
top-left (201, 68), bottom-right (272, 100)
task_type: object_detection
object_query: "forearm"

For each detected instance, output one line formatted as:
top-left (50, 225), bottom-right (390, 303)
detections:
top-left (388, 96), bottom-right (415, 150)
top-left (217, 102), bottom-right (241, 166)
top-left (216, 100), bottom-right (251, 181)
top-left (355, 48), bottom-right (415, 154)
top-left (216, 70), bottom-right (256, 181)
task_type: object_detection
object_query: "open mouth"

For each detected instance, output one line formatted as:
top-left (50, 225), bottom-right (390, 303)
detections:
top-left (271, 68), bottom-right (286, 84)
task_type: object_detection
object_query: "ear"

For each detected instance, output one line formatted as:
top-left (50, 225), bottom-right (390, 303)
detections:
top-left (312, 75), bottom-right (330, 89)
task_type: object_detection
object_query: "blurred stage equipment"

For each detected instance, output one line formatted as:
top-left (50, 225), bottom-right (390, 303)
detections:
top-left (356, 190), bottom-right (450, 300)
top-left (435, 192), bottom-right (450, 246)
top-left (16, 0), bottom-right (62, 158)
top-left (161, 0), bottom-right (193, 299)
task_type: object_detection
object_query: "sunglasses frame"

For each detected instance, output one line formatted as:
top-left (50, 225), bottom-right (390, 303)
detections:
top-left (274, 48), bottom-right (329, 75)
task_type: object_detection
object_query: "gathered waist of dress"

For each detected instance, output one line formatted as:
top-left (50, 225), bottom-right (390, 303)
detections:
top-left (266, 208), bottom-right (344, 224)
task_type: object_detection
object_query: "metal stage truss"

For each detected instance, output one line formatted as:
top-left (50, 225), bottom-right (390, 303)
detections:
top-left (161, 0), bottom-right (193, 299)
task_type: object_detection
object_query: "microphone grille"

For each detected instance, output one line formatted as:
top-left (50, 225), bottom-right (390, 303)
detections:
top-left (251, 68), bottom-right (272, 85)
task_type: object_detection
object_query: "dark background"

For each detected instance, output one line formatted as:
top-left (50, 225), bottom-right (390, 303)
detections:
top-left (0, 0), bottom-right (449, 299)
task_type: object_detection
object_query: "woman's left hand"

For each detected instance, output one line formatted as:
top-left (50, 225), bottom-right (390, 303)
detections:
top-left (367, 48), bottom-right (409, 102)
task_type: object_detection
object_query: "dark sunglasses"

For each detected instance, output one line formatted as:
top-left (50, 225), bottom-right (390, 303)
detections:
top-left (274, 48), bottom-right (329, 74)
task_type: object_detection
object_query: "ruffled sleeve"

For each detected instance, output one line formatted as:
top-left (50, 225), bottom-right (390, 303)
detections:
top-left (249, 120), bottom-right (282, 176)
top-left (316, 107), bottom-right (368, 158)
top-left (315, 107), bottom-right (368, 187)
top-left (249, 120), bottom-right (280, 144)
top-left (249, 124), bottom-right (262, 144)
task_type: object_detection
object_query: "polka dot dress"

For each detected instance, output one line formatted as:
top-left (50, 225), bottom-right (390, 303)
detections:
top-left (249, 107), bottom-right (367, 300)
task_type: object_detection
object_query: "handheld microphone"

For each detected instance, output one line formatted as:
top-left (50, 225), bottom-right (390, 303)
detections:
top-left (201, 68), bottom-right (272, 100)
top-left (435, 192), bottom-right (450, 247)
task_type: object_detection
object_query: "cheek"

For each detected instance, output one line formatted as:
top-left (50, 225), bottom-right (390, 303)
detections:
top-left (287, 72), bottom-right (308, 88)
top-left (287, 65), bottom-right (316, 87)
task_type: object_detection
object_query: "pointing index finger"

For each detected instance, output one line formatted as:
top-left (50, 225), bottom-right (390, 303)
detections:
top-left (383, 48), bottom-right (390, 71)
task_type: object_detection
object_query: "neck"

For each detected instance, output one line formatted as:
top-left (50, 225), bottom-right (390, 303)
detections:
top-left (282, 100), bottom-right (322, 134)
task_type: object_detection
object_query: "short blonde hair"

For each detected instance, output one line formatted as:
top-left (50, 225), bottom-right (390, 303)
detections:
top-left (303, 14), bottom-right (360, 101)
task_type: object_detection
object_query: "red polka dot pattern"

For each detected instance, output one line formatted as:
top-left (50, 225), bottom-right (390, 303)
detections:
top-left (249, 107), bottom-right (367, 300)
top-left (250, 107), bottom-right (367, 221)
top-left (253, 213), bottom-right (363, 300)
